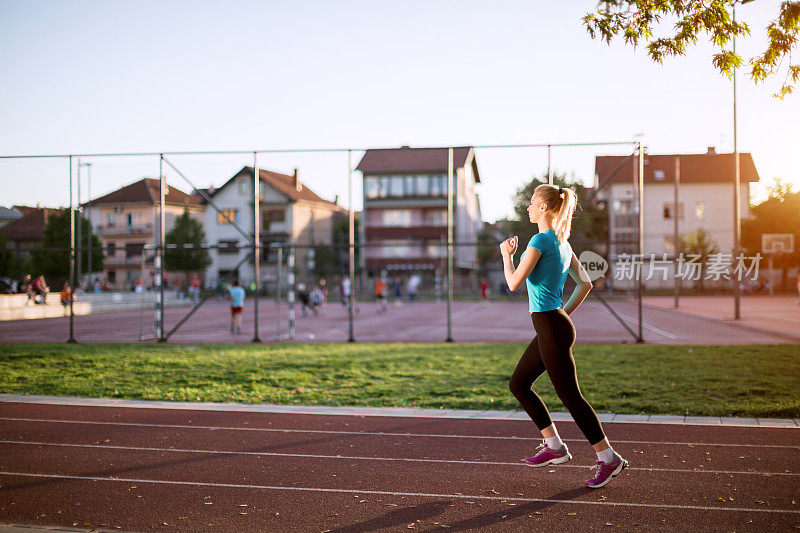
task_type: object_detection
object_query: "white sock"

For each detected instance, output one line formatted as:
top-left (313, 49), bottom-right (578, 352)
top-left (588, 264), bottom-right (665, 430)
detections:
top-left (544, 433), bottom-right (563, 450)
top-left (597, 447), bottom-right (615, 464)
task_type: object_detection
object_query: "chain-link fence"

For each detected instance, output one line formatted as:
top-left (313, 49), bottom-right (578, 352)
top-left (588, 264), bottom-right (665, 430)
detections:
top-left (3, 142), bottom-right (774, 344)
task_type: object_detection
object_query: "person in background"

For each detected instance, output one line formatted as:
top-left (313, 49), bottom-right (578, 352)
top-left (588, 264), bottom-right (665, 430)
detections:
top-left (296, 282), bottom-right (311, 316)
top-left (189, 275), bottom-right (201, 303)
top-left (796, 272), bottom-right (800, 305)
top-left (393, 277), bottom-right (404, 308)
top-left (342, 276), bottom-right (351, 307)
top-left (20, 274), bottom-right (33, 304)
top-left (60, 282), bottom-right (73, 315)
top-left (374, 277), bottom-right (387, 314)
top-left (407, 275), bottom-right (420, 302)
top-left (318, 279), bottom-right (328, 310)
top-left (229, 280), bottom-right (245, 334)
top-left (310, 285), bottom-right (325, 315)
top-left (480, 278), bottom-right (490, 307)
top-left (32, 275), bottom-right (49, 304)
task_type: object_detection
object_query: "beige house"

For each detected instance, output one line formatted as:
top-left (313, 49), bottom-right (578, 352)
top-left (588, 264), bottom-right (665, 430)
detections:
top-left (84, 178), bottom-right (204, 290)
top-left (202, 166), bottom-right (343, 288)
top-left (595, 147), bottom-right (759, 289)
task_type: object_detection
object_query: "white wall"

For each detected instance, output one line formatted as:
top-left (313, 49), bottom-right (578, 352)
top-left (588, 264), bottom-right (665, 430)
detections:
top-left (204, 174), bottom-right (270, 287)
top-left (607, 181), bottom-right (753, 289)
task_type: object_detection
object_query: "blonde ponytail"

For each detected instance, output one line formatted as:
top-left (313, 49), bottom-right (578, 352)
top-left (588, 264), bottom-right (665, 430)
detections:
top-left (534, 184), bottom-right (577, 244)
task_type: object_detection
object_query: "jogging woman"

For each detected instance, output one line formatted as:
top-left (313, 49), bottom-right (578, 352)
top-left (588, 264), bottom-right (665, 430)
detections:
top-left (500, 184), bottom-right (627, 489)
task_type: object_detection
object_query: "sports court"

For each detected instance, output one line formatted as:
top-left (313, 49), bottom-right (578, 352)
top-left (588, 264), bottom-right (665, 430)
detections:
top-left (1, 297), bottom-right (798, 345)
top-left (1, 397), bottom-right (798, 532)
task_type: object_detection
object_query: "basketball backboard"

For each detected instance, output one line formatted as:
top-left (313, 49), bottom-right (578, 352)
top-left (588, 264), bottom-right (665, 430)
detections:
top-left (761, 233), bottom-right (795, 254)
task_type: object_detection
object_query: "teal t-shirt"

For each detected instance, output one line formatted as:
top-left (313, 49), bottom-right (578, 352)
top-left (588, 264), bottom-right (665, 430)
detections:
top-left (230, 286), bottom-right (245, 307)
top-left (523, 229), bottom-right (572, 312)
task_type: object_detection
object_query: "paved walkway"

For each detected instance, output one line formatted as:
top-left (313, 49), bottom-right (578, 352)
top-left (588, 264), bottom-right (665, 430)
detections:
top-left (643, 294), bottom-right (800, 340)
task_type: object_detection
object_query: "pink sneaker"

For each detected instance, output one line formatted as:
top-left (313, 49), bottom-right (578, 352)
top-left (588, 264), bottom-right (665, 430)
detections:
top-left (586, 453), bottom-right (628, 488)
top-left (523, 441), bottom-right (572, 467)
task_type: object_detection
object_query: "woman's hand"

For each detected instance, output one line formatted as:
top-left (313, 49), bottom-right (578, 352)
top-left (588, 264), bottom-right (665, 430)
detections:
top-left (500, 236), bottom-right (518, 257)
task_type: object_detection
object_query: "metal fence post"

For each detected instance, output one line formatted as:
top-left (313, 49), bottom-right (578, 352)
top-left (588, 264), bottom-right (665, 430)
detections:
top-left (68, 155), bottom-right (76, 343)
top-left (288, 247), bottom-right (295, 339)
top-left (253, 152), bottom-right (261, 343)
top-left (348, 149), bottom-right (355, 342)
top-left (76, 157), bottom-right (82, 288)
top-left (276, 245), bottom-right (283, 341)
top-left (732, 5), bottom-right (742, 321)
top-left (158, 154), bottom-right (166, 343)
top-left (85, 162), bottom-right (92, 282)
top-left (446, 147), bottom-right (454, 343)
top-left (637, 141), bottom-right (645, 343)
top-left (674, 156), bottom-right (681, 308)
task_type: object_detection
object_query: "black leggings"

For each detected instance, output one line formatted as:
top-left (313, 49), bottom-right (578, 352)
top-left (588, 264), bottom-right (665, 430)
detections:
top-left (509, 308), bottom-right (606, 445)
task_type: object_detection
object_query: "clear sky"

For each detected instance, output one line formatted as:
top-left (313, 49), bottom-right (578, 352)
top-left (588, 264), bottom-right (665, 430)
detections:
top-left (1, 0), bottom-right (797, 222)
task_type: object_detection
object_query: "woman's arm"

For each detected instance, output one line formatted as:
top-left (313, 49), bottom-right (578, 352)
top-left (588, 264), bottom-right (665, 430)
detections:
top-left (562, 252), bottom-right (593, 315)
top-left (501, 237), bottom-right (541, 292)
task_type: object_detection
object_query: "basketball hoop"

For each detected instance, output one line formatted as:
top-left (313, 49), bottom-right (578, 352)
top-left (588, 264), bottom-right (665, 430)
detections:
top-left (762, 233), bottom-right (794, 256)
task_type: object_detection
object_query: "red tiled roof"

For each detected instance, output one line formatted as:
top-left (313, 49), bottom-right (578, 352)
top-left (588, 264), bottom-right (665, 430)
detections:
top-left (356, 146), bottom-right (479, 182)
top-left (84, 178), bottom-right (202, 207)
top-left (213, 167), bottom-right (341, 209)
top-left (595, 151), bottom-right (759, 184)
top-left (0, 206), bottom-right (64, 242)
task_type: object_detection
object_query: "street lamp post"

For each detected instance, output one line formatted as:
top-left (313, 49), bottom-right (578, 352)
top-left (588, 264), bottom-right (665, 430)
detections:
top-left (76, 158), bottom-right (82, 287)
top-left (731, 0), bottom-right (754, 320)
top-left (80, 162), bottom-right (93, 285)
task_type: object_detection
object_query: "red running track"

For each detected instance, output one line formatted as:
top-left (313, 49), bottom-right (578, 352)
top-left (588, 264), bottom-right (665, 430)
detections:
top-left (0, 402), bottom-right (798, 532)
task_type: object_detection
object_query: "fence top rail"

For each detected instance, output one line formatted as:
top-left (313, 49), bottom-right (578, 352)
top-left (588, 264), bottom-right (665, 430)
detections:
top-left (0, 141), bottom-right (639, 159)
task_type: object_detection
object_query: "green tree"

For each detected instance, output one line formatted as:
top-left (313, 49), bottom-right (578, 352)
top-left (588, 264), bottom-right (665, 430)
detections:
top-left (332, 214), bottom-right (361, 271)
top-left (0, 234), bottom-right (23, 279)
top-left (30, 210), bottom-right (104, 287)
top-left (510, 171), bottom-right (607, 254)
top-left (476, 223), bottom-right (502, 276)
top-left (678, 227), bottom-right (720, 290)
top-left (742, 178), bottom-right (799, 289)
top-left (311, 246), bottom-right (338, 280)
top-left (584, 1), bottom-right (800, 98)
top-left (164, 208), bottom-right (211, 287)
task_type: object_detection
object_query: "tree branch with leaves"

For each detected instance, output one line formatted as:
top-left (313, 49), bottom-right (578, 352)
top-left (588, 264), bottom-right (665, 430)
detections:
top-left (584, 1), bottom-right (800, 98)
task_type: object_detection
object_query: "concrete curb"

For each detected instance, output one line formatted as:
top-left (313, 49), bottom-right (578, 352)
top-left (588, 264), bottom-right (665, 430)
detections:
top-left (2, 394), bottom-right (798, 428)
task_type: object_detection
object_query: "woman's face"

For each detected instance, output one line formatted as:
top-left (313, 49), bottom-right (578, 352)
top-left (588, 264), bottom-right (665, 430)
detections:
top-left (527, 194), bottom-right (546, 223)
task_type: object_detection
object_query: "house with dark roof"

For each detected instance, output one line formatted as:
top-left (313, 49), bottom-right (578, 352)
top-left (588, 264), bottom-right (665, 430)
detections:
top-left (84, 178), bottom-right (204, 289)
top-left (0, 206), bottom-right (23, 229)
top-left (0, 205), bottom-right (63, 255)
top-left (203, 166), bottom-right (343, 287)
top-left (594, 146), bottom-right (759, 288)
top-left (355, 146), bottom-right (482, 287)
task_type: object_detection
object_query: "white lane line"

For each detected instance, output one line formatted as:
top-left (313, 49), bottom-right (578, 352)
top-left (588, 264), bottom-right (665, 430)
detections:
top-left (613, 309), bottom-right (678, 339)
top-left (1, 471), bottom-right (797, 514)
top-left (2, 417), bottom-right (798, 449)
top-left (5, 416), bottom-right (800, 449)
top-left (2, 439), bottom-right (797, 477)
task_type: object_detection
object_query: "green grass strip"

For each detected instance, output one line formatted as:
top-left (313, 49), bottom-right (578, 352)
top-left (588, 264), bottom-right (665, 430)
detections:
top-left (1, 343), bottom-right (798, 418)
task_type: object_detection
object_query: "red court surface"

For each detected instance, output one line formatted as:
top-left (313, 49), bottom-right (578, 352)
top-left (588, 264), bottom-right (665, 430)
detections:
top-left (1, 401), bottom-right (798, 532)
top-left (2, 299), bottom-right (798, 345)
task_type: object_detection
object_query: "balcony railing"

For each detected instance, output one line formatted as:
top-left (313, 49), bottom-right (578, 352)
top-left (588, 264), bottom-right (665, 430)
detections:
top-left (96, 223), bottom-right (153, 236)
top-left (613, 214), bottom-right (638, 228)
